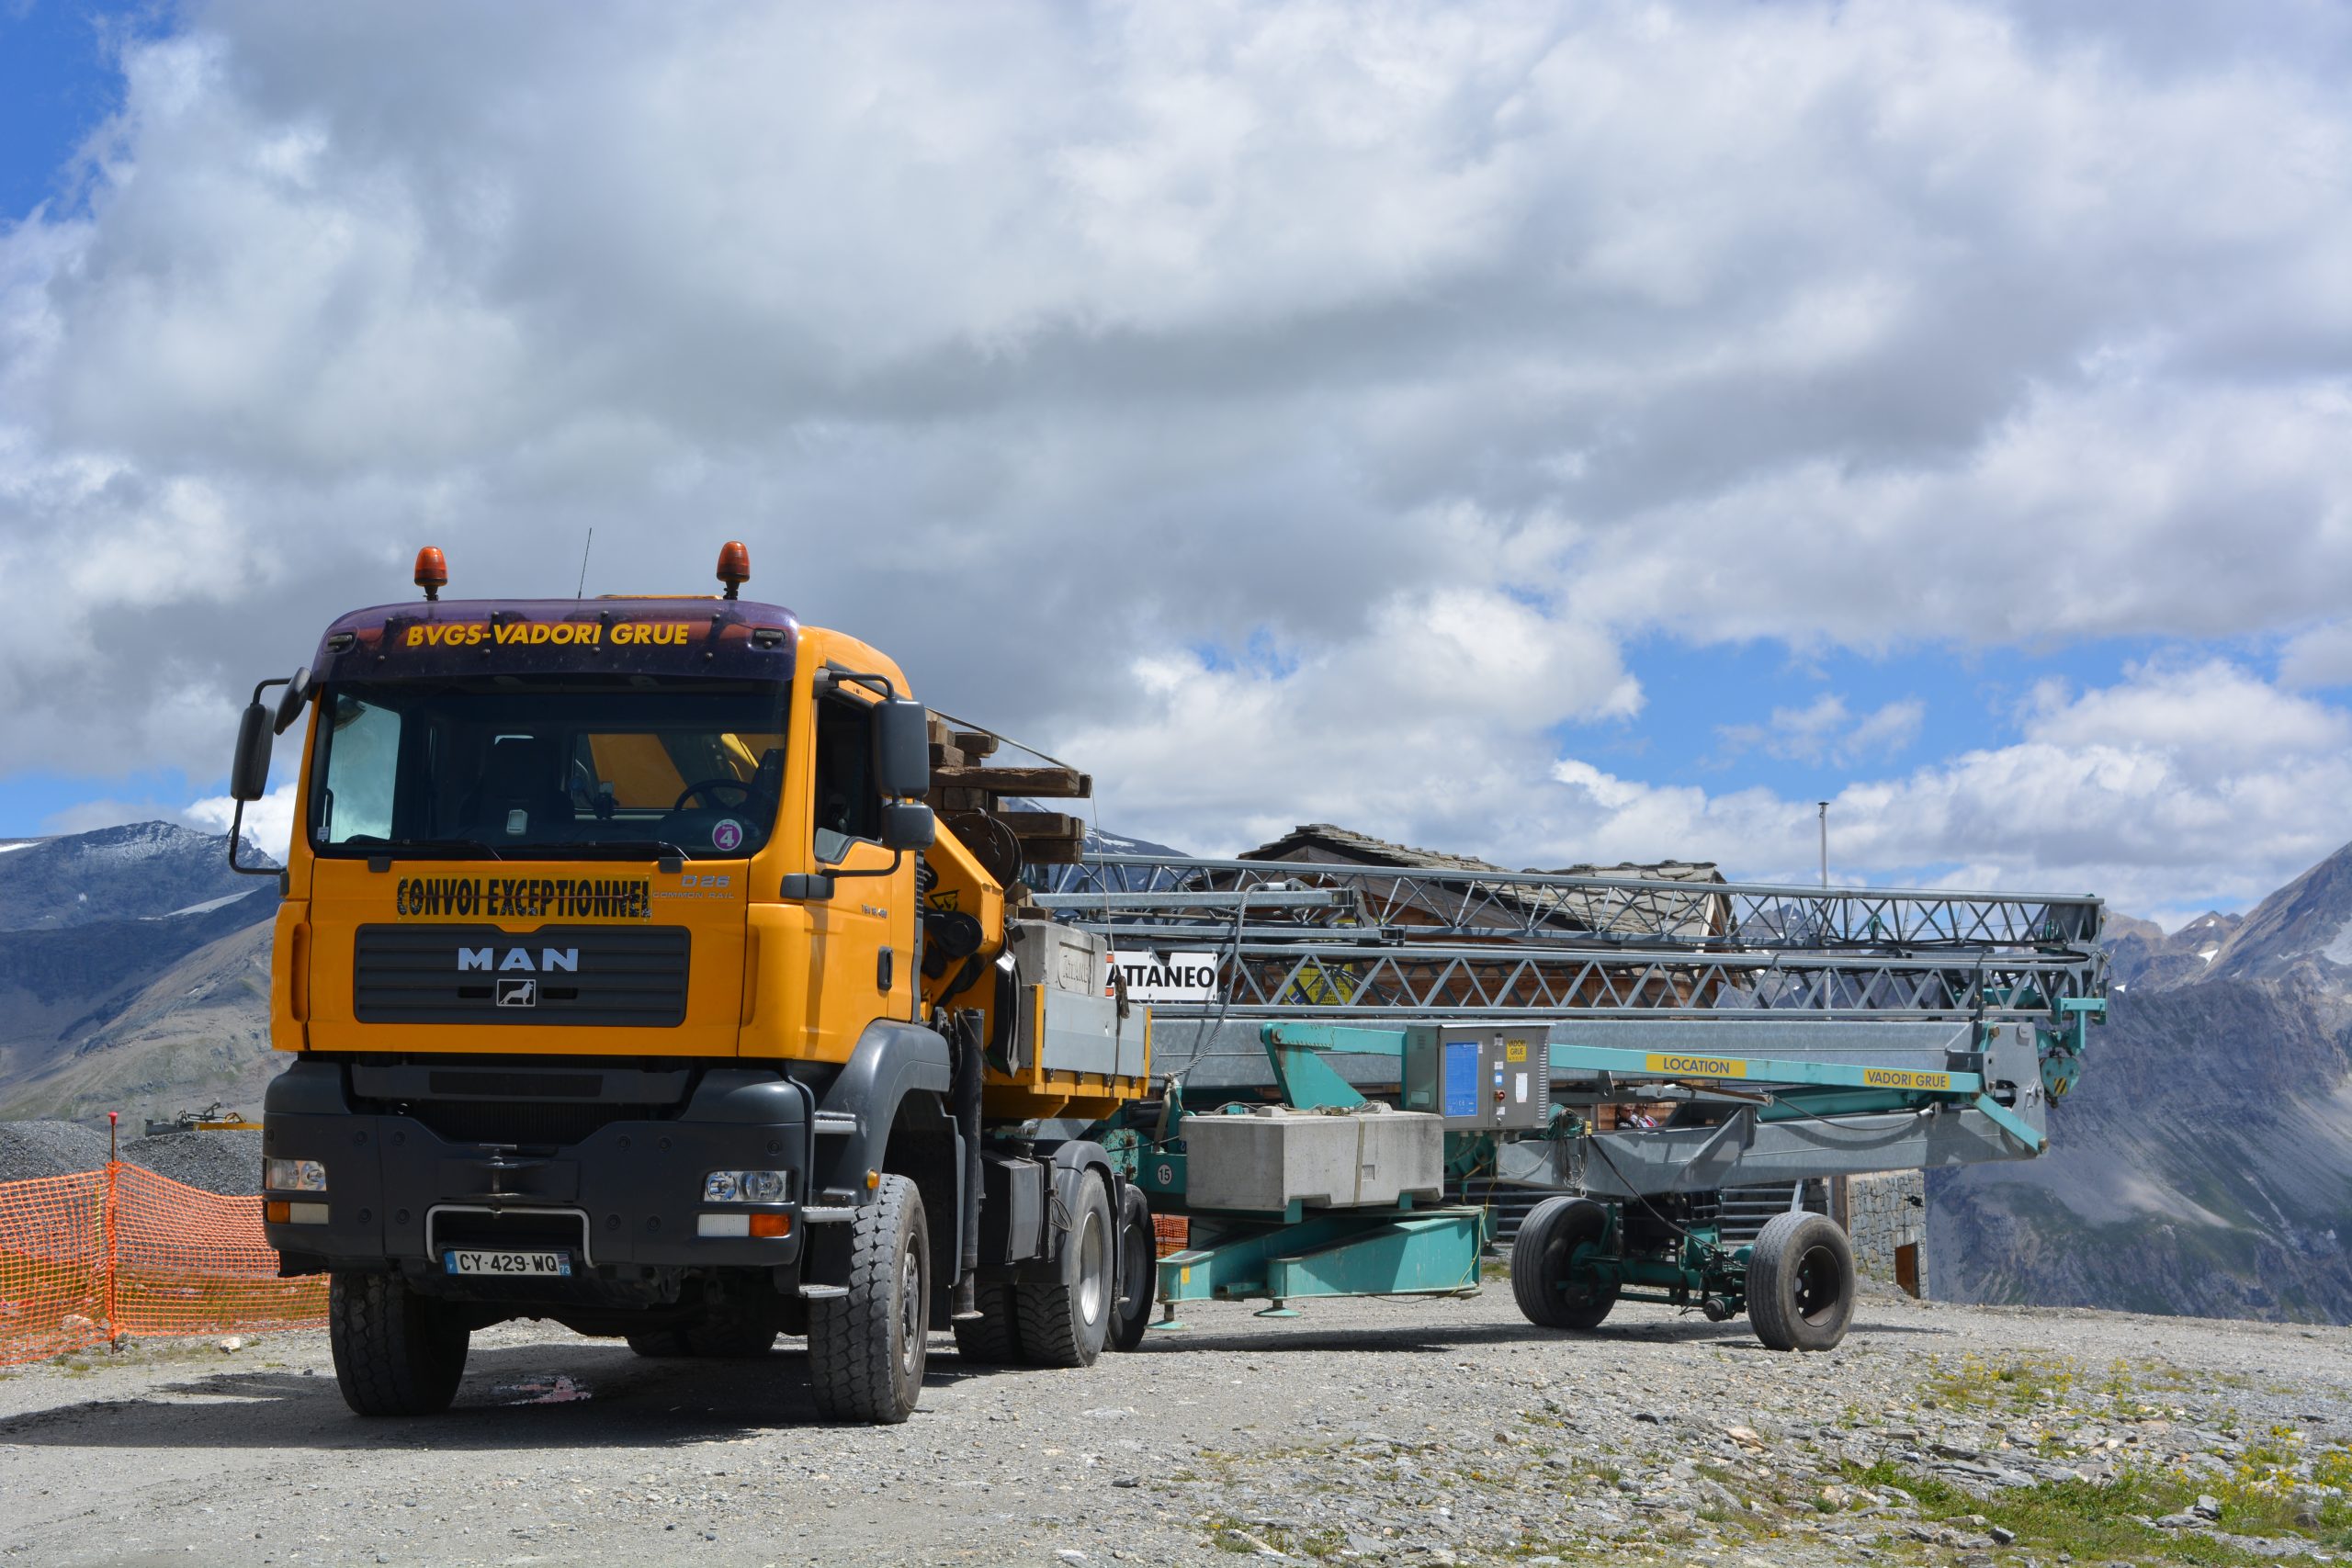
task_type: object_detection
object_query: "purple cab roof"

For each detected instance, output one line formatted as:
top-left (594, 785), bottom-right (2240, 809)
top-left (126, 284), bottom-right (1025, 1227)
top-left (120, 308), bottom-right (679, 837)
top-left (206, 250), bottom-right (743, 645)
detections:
top-left (311, 596), bottom-right (800, 684)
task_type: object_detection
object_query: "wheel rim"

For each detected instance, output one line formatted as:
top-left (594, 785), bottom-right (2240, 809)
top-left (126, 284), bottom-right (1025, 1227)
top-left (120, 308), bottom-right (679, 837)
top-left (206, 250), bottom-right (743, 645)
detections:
top-left (1076, 1206), bottom-right (1108, 1325)
top-left (898, 1243), bottom-right (924, 1377)
top-left (1792, 1242), bottom-right (1839, 1325)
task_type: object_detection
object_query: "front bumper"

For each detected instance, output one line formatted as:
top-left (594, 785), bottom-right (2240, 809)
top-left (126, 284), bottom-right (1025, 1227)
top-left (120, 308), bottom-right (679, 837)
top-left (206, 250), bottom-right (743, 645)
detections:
top-left (261, 1058), bottom-right (810, 1274)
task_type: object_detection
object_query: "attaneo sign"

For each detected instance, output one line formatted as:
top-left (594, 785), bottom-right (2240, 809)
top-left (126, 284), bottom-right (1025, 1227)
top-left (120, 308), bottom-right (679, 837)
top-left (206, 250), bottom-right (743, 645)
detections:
top-left (396, 876), bottom-right (652, 920)
top-left (1107, 950), bottom-right (1220, 1004)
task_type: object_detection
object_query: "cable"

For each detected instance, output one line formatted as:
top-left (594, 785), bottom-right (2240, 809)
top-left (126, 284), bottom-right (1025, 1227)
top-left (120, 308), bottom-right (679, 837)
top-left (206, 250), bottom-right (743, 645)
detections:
top-left (1585, 1129), bottom-right (1702, 1246)
top-left (922, 706), bottom-right (1086, 775)
top-left (1190, 886), bottom-right (1253, 1064)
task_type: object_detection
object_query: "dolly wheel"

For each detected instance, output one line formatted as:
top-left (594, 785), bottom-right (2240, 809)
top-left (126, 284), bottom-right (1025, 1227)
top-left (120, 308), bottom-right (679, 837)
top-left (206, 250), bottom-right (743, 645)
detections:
top-left (1747, 1211), bottom-right (1857, 1352)
top-left (1511, 1196), bottom-right (1620, 1332)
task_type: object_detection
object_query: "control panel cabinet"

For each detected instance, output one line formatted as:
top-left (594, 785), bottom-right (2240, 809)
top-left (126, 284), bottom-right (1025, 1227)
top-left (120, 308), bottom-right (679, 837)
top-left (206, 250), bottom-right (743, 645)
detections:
top-left (1402, 1024), bottom-right (1551, 1132)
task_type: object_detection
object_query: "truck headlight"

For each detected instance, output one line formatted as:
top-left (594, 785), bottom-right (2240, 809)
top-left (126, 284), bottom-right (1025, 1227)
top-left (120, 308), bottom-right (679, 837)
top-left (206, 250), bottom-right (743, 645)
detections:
top-left (703, 1169), bottom-right (791, 1203)
top-left (264, 1158), bottom-right (328, 1193)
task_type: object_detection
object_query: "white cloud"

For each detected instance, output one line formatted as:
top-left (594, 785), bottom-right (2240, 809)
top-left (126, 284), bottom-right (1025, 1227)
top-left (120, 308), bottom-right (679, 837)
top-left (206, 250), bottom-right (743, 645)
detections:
top-left (1539, 661), bottom-right (2352, 915)
top-left (0, 1), bottom-right (2346, 917)
top-left (185, 779), bottom-right (297, 866)
top-left (2020, 660), bottom-right (2350, 770)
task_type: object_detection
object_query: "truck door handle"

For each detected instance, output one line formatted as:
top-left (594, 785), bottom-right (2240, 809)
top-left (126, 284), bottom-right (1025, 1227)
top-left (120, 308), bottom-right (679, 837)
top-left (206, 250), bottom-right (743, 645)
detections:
top-left (877, 946), bottom-right (894, 993)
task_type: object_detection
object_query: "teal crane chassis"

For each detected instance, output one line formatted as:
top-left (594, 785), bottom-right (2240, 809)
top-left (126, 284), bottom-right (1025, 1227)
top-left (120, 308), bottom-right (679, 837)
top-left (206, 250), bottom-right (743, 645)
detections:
top-left (1041, 856), bottom-right (2107, 1350)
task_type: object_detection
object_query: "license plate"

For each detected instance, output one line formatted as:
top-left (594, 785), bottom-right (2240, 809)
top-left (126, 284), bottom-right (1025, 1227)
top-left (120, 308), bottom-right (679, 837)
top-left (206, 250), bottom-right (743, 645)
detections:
top-left (445, 1248), bottom-right (571, 1278)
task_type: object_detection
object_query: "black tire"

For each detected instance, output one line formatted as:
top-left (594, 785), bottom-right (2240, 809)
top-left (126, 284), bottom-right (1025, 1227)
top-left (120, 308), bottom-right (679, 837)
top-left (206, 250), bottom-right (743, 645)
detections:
top-left (1108, 1181), bottom-right (1155, 1353)
top-left (1747, 1211), bottom-right (1856, 1352)
top-left (1510, 1196), bottom-right (1620, 1332)
top-left (626, 1328), bottom-right (691, 1359)
top-left (951, 1280), bottom-right (1023, 1364)
top-left (1016, 1169), bottom-right (1114, 1369)
top-left (329, 1271), bottom-right (469, 1417)
top-left (807, 1175), bottom-right (930, 1423)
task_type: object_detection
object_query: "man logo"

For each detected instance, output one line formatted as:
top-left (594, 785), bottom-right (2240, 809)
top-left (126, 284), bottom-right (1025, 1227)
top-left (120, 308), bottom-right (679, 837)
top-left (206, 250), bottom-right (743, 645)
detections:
top-left (496, 978), bottom-right (538, 1008)
top-left (457, 947), bottom-right (579, 973)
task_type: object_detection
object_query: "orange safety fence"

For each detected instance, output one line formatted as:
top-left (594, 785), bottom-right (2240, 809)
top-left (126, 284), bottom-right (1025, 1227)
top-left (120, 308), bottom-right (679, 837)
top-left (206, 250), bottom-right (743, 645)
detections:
top-left (0, 1164), bottom-right (325, 1366)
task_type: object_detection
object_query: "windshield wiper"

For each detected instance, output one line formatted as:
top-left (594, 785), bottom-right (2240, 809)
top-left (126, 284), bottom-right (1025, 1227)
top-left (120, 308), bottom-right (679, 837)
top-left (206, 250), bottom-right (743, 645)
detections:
top-left (513, 840), bottom-right (693, 862)
top-left (344, 837), bottom-right (503, 861)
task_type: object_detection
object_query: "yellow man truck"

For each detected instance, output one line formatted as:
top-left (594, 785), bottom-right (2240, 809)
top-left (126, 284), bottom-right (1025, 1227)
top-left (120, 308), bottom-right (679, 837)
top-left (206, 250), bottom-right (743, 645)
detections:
top-left (229, 544), bottom-right (1152, 1422)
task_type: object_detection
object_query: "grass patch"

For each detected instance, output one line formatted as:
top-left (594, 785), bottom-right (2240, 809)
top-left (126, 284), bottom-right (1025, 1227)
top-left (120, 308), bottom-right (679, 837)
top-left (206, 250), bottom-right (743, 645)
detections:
top-left (1201, 1515), bottom-right (1344, 1560)
top-left (1917, 1350), bottom-right (2084, 1413)
top-left (1843, 1456), bottom-right (2346, 1564)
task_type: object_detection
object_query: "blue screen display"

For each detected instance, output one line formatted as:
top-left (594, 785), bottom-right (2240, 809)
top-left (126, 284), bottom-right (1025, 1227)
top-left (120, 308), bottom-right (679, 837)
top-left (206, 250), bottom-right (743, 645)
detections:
top-left (1442, 1040), bottom-right (1480, 1119)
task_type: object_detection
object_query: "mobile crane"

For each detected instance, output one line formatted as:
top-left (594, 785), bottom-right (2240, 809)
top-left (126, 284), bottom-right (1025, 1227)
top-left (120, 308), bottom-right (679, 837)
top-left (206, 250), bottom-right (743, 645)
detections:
top-left (227, 544), bottom-right (2104, 1426)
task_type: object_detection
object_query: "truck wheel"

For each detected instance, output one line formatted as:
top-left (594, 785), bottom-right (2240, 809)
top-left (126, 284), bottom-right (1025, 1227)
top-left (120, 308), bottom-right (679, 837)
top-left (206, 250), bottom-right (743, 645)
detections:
top-left (1511, 1196), bottom-right (1620, 1332)
top-left (1016, 1169), bottom-right (1114, 1368)
top-left (329, 1271), bottom-right (469, 1416)
top-left (950, 1280), bottom-right (1023, 1364)
top-left (1747, 1211), bottom-right (1856, 1352)
top-left (808, 1175), bottom-right (930, 1423)
top-left (1108, 1182), bottom-right (1155, 1353)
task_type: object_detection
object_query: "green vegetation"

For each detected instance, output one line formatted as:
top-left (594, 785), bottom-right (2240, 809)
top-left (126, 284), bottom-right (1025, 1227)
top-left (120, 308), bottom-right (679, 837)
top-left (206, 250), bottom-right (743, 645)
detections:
top-left (1841, 1442), bottom-right (2352, 1566)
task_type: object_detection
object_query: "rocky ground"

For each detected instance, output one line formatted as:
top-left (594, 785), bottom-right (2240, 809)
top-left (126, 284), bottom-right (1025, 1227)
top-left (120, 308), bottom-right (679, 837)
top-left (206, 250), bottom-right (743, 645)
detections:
top-left (0, 1283), bottom-right (2347, 1567)
top-left (0, 1120), bottom-right (263, 1192)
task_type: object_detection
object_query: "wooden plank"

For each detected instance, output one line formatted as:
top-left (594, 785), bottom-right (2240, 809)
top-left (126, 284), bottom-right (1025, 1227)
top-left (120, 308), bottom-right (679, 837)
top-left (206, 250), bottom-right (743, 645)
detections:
top-left (929, 767), bottom-right (1091, 799)
top-left (951, 730), bottom-right (1000, 761)
top-left (1018, 835), bottom-right (1090, 865)
top-left (1001, 811), bottom-right (1084, 838)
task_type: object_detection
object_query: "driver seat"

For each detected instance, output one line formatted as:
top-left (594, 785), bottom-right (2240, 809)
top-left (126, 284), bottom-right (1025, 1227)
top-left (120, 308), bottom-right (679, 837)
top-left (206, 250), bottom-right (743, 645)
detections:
top-left (465, 737), bottom-right (569, 838)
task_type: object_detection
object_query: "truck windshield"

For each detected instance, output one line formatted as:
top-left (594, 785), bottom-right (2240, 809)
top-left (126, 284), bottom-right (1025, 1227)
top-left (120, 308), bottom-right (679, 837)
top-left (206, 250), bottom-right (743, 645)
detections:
top-left (307, 678), bottom-right (787, 860)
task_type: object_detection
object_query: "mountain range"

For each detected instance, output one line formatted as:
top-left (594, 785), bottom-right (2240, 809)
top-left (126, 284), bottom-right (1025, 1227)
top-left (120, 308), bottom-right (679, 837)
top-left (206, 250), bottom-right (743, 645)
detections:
top-left (0, 822), bottom-right (278, 1127)
top-left (2, 818), bottom-right (2346, 1325)
top-left (1931, 844), bottom-right (2352, 1323)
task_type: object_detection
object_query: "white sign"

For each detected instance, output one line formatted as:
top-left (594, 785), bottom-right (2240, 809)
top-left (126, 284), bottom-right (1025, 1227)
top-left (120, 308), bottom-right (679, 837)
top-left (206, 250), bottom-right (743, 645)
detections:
top-left (1107, 950), bottom-right (1221, 1004)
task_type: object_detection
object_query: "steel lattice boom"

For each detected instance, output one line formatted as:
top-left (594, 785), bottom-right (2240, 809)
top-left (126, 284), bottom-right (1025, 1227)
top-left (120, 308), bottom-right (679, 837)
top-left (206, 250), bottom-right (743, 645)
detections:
top-left (1038, 854), bottom-right (2105, 1022)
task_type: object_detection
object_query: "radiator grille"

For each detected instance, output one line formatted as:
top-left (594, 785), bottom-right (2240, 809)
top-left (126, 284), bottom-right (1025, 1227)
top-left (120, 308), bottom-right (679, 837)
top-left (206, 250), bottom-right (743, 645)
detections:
top-left (353, 925), bottom-right (690, 1026)
top-left (401, 1100), bottom-right (655, 1148)
top-left (426, 1070), bottom-right (605, 1099)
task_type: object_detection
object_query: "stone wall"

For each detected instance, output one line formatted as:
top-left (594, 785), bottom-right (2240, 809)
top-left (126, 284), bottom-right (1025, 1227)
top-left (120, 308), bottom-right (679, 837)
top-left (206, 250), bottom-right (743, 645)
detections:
top-left (1838, 1170), bottom-right (1928, 1297)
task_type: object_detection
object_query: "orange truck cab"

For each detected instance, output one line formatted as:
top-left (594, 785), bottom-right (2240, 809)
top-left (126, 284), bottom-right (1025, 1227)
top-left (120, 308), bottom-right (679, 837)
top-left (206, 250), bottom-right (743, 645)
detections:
top-left (230, 545), bottom-right (1151, 1423)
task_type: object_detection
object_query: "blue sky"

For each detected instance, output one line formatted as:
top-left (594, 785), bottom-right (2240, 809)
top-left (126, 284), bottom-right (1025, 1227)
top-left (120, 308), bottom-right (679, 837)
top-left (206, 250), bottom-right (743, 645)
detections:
top-left (2, 1), bottom-right (2348, 926)
top-left (0, 3), bottom-right (149, 218)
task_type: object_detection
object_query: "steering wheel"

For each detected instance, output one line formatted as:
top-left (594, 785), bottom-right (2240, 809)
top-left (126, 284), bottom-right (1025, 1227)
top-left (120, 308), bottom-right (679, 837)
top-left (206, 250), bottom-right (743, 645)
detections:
top-left (672, 778), bottom-right (756, 812)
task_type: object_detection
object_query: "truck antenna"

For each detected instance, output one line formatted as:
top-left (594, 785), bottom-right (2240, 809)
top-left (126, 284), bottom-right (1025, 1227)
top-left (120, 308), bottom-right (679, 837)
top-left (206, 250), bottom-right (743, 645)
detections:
top-left (575, 527), bottom-right (594, 599)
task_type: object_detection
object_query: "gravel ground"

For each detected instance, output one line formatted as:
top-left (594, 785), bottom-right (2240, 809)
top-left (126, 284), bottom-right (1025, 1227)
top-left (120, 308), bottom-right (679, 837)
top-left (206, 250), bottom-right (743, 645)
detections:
top-left (0, 1122), bottom-right (259, 1194)
top-left (117, 1130), bottom-right (263, 1196)
top-left (1, 1285), bottom-right (2347, 1567)
top-left (0, 1120), bottom-right (111, 1184)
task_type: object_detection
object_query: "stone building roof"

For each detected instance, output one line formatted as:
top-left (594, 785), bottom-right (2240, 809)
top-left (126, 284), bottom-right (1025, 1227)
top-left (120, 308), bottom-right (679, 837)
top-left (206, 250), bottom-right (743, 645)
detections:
top-left (1239, 823), bottom-right (1726, 939)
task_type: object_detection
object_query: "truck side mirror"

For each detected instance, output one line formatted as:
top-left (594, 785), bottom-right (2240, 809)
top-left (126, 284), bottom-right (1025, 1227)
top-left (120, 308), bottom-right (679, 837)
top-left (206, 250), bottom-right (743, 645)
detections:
top-left (873, 698), bottom-right (931, 799)
top-left (880, 800), bottom-right (936, 852)
top-left (231, 701), bottom-right (274, 803)
top-left (273, 666), bottom-right (314, 736)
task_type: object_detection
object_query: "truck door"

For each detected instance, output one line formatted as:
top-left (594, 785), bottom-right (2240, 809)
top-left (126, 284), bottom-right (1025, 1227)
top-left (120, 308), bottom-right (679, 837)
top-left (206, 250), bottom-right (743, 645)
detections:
top-left (806, 685), bottom-right (914, 1055)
